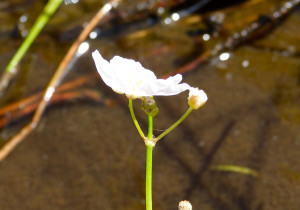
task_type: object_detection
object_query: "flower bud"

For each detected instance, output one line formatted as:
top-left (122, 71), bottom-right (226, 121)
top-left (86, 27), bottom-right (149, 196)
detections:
top-left (178, 200), bottom-right (192, 210)
top-left (141, 96), bottom-right (159, 117)
top-left (188, 87), bottom-right (207, 109)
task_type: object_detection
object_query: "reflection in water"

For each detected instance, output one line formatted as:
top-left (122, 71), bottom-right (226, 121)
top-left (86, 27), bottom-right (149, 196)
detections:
top-left (64, 0), bottom-right (79, 5)
top-left (242, 60), bottom-right (249, 68)
top-left (219, 52), bottom-right (230, 61)
top-left (18, 14), bottom-right (29, 37)
top-left (76, 41), bottom-right (90, 56)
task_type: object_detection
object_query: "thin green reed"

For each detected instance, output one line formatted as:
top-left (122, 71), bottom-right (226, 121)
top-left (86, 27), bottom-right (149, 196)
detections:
top-left (0, 0), bottom-right (63, 93)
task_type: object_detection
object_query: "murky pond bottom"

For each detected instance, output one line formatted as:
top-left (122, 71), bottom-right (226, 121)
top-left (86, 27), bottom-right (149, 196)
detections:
top-left (0, 0), bottom-right (300, 209)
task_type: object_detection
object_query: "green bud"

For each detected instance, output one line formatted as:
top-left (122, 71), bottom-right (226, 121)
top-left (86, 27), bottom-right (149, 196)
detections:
top-left (141, 96), bottom-right (159, 117)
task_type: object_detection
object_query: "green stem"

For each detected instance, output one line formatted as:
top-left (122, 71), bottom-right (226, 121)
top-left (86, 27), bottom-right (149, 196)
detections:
top-left (156, 107), bottom-right (193, 142)
top-left (146, 115), bottom-right (154, 210)
top-left (129, 99), bottom-right (145, 138)
top-left (148, 115), bottom-right (153, 139)
top-left (5, 0), bottom-right (63, 73)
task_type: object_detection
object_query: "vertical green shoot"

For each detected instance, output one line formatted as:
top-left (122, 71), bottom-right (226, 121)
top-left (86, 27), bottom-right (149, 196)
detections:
top-left (0, 0), bottom-right (63, 94)
top-left (146, 115), bottom-right (154, 210)
top-left (5, 0), bottom-right (63, 73)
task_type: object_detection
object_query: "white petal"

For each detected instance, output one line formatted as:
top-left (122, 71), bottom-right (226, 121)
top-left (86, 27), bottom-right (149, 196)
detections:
top-left (165, 74), bottom-right (183, 84)
top-left (92, 50), bottom-right (123, 92)
top-left (92, 50), bottom-right (192, 98)
top-left (111, 56), bottom-right (157, 81)
top-left (150, 74), bottom-right (190, 96)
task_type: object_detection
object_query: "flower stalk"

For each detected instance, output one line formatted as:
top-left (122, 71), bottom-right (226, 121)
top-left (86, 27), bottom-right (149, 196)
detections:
top-left (145, 144), bottom-right (153, 210)
top-left (146, 115), bottom-right (154, 210)
top-left (129, 99), bottom-right (145, 138)
top-left (155, 107), bottom-right (193, 142)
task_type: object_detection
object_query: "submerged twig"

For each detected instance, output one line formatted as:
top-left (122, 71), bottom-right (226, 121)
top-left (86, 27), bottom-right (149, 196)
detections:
top-left (165, 0), bottom-right (300, 77)
top-left (217, 0), bottom-right (300, 52)
top-left (0, 74), bottom-right (102, 128)
top-left (0, 75), bottom-right (94, 117)
top-left (0, 0), bottom-right (120, 162)
top-left (0, 89), bottom-right (105, 128)
top-left (0, 0), bottom-right (64, 95)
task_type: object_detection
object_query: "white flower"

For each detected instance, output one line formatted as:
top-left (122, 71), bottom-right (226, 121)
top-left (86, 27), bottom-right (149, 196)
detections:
top-left (188, 87), bottom-right (207, 109)
top-left (92, 50), bottom-right (190, 99)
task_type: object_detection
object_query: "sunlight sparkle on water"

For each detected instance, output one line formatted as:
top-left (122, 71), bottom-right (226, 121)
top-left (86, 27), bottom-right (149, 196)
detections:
top-left (44, 87), bottom-right (55, 101)
top-left (89, 31), bottom-right (98, 39)
top-left (77, 42), bottom-right (90, 56)
top-left (64, 0), bottom-right (79, 4)
top-left (242, 60), bottom-right (249, 68)
top-left (20, 15), bottom-right (27, 23)
top-left (219, 52), bottom-right (230, 61)
top-left (203, 34), bottom-right (210, 41)
top-left (103, 3), bottom-right (112, 13)
top-left (164, 17), bottom-right (172, 24)
top-left (171, 13), bottom-right (180, 21)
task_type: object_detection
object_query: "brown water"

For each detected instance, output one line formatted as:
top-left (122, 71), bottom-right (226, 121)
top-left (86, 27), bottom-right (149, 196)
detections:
top-left (0, 0), bottom-right (300, 209)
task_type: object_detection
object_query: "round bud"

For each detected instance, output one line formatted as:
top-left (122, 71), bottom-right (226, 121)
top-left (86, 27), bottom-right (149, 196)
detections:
top-left (188, 87), bottom-right (207, 109)
top-left (178, 200), bottom-right (192, 210)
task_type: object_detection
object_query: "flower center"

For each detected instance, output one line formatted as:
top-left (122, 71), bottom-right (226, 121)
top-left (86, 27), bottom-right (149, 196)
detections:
top-left (128, 78), bottom-right (143, 91)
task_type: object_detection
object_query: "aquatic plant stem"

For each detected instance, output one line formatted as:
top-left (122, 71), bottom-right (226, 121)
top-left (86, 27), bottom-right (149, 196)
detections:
top-left (156, 107), bottom-right (193, 142)
top-left (146, 144), bottom-right (153, 210)
top-left (148, 115), bottom-right (153, 140)
top-left (146, 115), bottom-right (154, 210)
top-left (0, 0), bottom-right (63, 94)
top-left (129, 99), bottom-right (145, 138)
